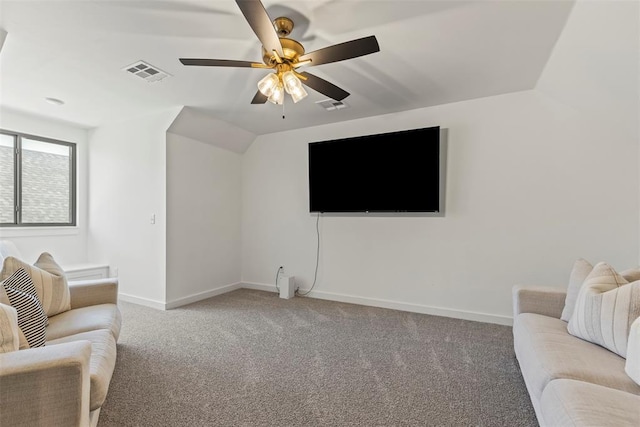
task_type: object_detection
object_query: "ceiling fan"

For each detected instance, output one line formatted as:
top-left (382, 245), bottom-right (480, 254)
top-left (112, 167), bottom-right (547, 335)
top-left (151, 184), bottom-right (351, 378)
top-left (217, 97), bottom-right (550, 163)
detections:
top-left (179, 0), bottom-right (380, 105)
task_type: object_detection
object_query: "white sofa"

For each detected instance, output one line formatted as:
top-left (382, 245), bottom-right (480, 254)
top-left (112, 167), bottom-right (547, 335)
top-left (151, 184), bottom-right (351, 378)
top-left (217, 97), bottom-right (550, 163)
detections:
top-left (0, 240), bottom-right (122, 426)
top-left (0, 278), bottom-right (121, 427)
top-left (513, 285), bottom-right (640, 426)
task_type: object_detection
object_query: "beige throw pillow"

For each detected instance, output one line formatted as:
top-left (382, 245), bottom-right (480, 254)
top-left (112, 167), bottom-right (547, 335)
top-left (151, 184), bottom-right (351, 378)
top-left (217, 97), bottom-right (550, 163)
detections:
top-left (0, 286), bottom-right (28, 349)
top-left (620, 268), bottom-right (640, 283)
top-left (561, 259), bottom-right (593, 321)
top-left (561, 259), bottom-right (640, 322)
top-left (0, 253), bottom-right (71, 317)
top-left (567, 262), bottom-right (640, 358)
top-left (626, 317), bottom-right (640, 385)
top-left (0, 303), bottom-right (20, 353)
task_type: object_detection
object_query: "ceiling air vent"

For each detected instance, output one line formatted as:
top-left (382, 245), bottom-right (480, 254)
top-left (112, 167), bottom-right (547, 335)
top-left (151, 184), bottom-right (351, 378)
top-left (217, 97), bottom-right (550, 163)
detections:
top-left (122, 61), bottom-right (171, 83)
top-left (316, 99), bottom-right (349, 111)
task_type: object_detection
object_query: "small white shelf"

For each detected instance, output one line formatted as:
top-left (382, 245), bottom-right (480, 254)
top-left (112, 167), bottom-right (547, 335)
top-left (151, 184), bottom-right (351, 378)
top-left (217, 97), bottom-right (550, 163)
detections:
top-left (64, 264), bottom-right (109, 281)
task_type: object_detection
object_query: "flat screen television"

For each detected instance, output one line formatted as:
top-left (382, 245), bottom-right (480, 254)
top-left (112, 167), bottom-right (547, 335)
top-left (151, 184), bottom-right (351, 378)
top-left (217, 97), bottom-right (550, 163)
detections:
top-left (308, 126), bottom-right (443, 214)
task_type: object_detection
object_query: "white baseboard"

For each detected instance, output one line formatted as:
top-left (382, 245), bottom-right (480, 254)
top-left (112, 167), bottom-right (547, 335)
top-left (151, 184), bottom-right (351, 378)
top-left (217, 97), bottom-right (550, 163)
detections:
top-left (240, 282), bottom-right (513, 326)
top-left (241, 281), bottom-right (278, 293)
top-left (120, 283), bottom-right (243, 310)
top-left (120, 281), bottom-right (513, 325)
top-left (118, 293), bottom-right (166, 310)
top-left (165, 282), bottom-right (242, 309)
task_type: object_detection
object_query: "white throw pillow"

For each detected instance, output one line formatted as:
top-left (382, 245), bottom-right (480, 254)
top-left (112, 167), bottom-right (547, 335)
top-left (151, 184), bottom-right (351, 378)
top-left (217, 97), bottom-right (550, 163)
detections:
top-left (0, 303), bottom-right (20, 353)
top-left (627, 317), bottom-right (640, 385)
top-left (568, 262), bottom-right (640, 358)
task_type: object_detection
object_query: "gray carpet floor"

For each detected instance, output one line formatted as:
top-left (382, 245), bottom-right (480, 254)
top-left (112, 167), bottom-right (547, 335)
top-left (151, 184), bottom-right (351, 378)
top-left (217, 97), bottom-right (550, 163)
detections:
top-left (99, 289), bottom-right (536, 426)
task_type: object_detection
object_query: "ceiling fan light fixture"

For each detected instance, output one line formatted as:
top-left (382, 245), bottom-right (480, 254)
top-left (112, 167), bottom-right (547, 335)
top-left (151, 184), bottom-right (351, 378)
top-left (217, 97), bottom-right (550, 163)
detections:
top-left (282, 71), bottom-right (308, 103)
top-left (268, 82), bottom-right (285, 105)
top-left (289, 85), bottom-right (308, 103)
top-left (282, 71), bottom-right (300, 94)
top-left (257, 73), bottom-right (280, 97)
top-left (179, 0), bottom-right (380, 107)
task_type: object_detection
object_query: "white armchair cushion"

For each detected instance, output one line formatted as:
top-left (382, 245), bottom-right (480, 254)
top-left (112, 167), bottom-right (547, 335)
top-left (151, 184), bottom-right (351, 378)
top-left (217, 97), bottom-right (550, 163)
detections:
top-left (626, 317), bottom-right (640, 385)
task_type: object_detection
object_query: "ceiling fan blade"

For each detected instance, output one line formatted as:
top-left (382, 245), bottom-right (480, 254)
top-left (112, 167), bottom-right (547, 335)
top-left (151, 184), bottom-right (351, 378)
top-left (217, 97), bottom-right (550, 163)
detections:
top-left (235, 0), bottom-right (283, 57)
top-left (251, 90), bottom-right (268, 104)
top-left (298, 72), bottom-right (350, 101)
top-left (299, 35), bottom-right (380, 66)
top-left (180, 58), bottom-right (266, 68)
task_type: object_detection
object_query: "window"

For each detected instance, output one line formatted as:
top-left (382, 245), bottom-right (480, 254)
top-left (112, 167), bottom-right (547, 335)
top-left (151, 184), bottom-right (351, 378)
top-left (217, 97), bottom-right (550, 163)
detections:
top-left (0, 130), bottom-right (76, 226)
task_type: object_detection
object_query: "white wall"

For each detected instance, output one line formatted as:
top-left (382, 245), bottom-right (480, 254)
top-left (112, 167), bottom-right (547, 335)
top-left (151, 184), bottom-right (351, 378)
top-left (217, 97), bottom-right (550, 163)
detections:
top-left (165, 132), bottom-right (242, 306)
top-left (536, 0), bottom-right (638, 141)
top-left (0, 108), bottom-right (89, 265)
top-left (87, 108), bottom-right (179, 307)
top-left (535, 0), bottom-right (640, 265)
top-left (241, 90), bottom-right (638, 323)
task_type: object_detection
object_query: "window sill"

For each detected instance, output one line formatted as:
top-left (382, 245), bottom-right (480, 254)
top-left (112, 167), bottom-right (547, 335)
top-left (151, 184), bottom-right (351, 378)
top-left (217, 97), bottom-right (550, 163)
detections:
top-left (0, 226), bottom-right (80, 238)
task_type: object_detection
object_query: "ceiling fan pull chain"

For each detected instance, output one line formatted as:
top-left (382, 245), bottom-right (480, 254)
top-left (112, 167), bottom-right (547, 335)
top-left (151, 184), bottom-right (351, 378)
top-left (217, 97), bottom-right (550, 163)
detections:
top-left (282, 100), bottom-right (285, 120)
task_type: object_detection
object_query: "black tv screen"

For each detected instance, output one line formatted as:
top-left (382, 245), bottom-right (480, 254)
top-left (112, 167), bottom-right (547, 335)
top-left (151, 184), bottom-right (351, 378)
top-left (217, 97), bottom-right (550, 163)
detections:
top-left (308, 126), bottom-right (441, 213)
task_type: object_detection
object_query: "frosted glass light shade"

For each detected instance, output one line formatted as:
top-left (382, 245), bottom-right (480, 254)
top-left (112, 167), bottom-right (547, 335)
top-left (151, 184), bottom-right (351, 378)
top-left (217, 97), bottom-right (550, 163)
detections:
top-left (257, 73), bottom-right (280, 97)
top-left (282, 71), bottom-right (298, 93)
top-left (289, 85), bottom-right (307, 103)
top-left (282, 71), bottom-right (308, 103)
top-left (268, 82), bottom-right (284, 104)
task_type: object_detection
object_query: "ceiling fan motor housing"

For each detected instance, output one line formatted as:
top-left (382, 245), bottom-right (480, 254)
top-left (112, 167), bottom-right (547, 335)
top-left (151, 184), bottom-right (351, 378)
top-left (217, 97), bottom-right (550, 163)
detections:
top-left (262, 37), bottom-right (305, 66)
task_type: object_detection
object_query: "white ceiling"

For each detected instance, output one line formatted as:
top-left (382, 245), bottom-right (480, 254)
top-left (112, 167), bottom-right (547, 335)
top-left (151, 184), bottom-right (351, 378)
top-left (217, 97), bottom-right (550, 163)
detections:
top-left (0, 0), bottom-right (574, 135)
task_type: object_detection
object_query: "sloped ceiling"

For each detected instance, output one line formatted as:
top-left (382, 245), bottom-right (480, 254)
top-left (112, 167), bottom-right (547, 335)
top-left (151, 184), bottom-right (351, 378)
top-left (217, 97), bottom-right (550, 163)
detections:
top-left (168, 106), bottom-right (256, 153)
top-left (0, 0), bottom-right (574, 135)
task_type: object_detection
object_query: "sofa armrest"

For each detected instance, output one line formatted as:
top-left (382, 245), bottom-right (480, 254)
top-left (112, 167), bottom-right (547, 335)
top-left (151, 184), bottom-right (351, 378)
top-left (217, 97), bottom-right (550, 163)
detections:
top-left (512, 285), bottom-right (566, 319)
top-left (0, 341), bottom-right (92, 427)
top-left (68, 278), bottom-right (118, 309)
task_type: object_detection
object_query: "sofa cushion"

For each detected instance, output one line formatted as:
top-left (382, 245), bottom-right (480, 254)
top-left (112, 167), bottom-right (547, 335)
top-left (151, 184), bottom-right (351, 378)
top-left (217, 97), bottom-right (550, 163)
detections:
top-left (1, 253), bottom-right (71, 317)
top-left (0, 303), bottom-right (20, 353)
top-left (46, 303), bottom-right (122, 341)
top-left (1, 268), bottom-right (47, 348)
top-left (540, 379), bottom-right (640, 426)
top-left (47, 329), bottom-right (117, 411)
top-left (513, 313), bottom-right (640, 400)
top-left (567, 262), bottom-right (640, 357)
